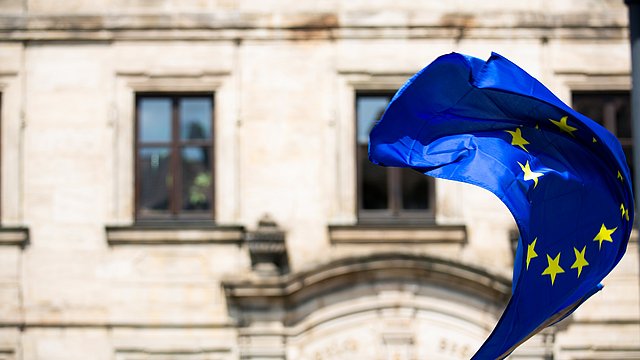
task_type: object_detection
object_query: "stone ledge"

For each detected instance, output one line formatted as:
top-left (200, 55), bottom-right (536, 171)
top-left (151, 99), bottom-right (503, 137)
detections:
top-left (115, 347), bottom-right (232, 357)
top-left (0, 321), bottom-right (234, 329)
top-left (0, 227), bottom-right (29, 247)
top-left (105, 224), bottom-right (244, 245)
top-left (328, 224), bottom-right (466, 244)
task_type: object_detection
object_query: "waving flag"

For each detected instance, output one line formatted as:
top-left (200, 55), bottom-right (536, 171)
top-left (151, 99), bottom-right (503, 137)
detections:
top-left (368, 52), bottom-right (634, 359)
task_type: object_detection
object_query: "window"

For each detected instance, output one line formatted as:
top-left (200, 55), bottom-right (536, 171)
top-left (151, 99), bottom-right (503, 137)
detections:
top-left (572, 91), bottom-right (633, 184)
top-left (356, 92), bottom-right (434, 221)
top-left (135, 93), bottom-right (214, 220)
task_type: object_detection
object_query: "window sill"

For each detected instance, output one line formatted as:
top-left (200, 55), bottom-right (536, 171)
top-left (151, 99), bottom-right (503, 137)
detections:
top-left (0, 227), bottom-right (29, 248)
top-left (328, 223), bottom-right (466, 244)
top-left (105, 223), bottom-right (245, 246)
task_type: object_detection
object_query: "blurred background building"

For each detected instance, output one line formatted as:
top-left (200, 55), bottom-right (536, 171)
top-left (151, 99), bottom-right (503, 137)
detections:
top-left (0, 0), bottom-right (637, 359)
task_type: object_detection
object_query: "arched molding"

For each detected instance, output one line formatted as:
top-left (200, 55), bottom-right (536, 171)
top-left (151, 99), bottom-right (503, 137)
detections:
top-left (223, 252), bottom-right (511, 328)
top-left (224, 252), bottom-right (511, 359)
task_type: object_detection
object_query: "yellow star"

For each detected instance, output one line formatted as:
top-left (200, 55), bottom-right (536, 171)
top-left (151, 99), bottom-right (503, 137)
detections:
top-left (571, 246), bottom-right (589, 278)
top-left (505, 128), bottom-right (530, 152)
top-left (526, 238), bottom-right (538, 270)
top-left (592, 137), bottom-right (597, 143)
top-left (542, 253), bottom-right (565, 286)
top-left (518, 160), bottom-right (543, 188)
top-left (549, 116), bottom-right (577, 137)
top-left (593, 223), bottom-right (617, 250)
top-left (617, 171), bottom-right (624, 182)
top-left (621, 203), bottom-right (630, 221)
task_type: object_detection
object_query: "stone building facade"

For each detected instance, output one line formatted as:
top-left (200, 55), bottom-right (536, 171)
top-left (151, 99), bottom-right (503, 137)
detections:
top-left (0, 0), bottom-right (637, 359)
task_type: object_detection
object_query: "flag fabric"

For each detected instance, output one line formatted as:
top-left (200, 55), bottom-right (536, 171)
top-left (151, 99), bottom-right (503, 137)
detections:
top-left (368, 52), bottom-right (634, 359)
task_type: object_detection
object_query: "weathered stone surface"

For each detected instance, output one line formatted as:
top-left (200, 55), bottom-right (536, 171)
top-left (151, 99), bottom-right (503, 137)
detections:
top-left (0, 0), bottom-right (636, 359)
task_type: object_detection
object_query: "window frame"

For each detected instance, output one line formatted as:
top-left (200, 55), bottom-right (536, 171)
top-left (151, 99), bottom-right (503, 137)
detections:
top-left (134, 92), bottom-right (215, 222)
top-left (355, 91), bottom-right (435, 223)
top-left (571, 90), bottom-right (633, 186)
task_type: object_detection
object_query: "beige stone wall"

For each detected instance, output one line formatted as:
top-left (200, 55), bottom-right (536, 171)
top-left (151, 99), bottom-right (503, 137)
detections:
top-left (0, 0), bottom-right (636, 359)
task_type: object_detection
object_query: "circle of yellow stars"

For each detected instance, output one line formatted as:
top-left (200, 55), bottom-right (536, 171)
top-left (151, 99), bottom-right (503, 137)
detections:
top-left (505, 115), bottom-right (629, 286)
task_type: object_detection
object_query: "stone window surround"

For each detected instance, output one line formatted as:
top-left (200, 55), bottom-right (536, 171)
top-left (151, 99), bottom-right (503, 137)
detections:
top-left (333, 71), bottom-right (417, 224)
top-left (107, 70), bottom-right (242, 244)
top-left (109, 71), bottom-right (239, 226)
top-left (355, 91), bottom-right (436, 222)
top-left (0, 72), bottom-right (28, 248)
top-left (0, 71), bottom-right (23, 226)
top-left (331, 71), bottom-right (467, 246)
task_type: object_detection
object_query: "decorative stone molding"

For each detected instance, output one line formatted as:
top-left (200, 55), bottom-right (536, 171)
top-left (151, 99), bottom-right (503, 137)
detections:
top-left (245, 215), bottom-right (288, 275)
top-left (223, 252), bottom-right (511, 326)
top-left (105, 224), bottom-right (244, 245)
top-left (0, 12), bottom-right (628, 42)
top-left (223, 252), bottom-right (510, 359)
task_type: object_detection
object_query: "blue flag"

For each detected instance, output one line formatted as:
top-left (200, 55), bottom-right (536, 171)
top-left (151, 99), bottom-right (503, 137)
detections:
top-left (368, 52), bottom-right (634, 359)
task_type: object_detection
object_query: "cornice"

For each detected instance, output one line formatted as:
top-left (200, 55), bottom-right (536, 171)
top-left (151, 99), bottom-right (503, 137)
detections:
top-left (0, 11), bottom-right (628, 42)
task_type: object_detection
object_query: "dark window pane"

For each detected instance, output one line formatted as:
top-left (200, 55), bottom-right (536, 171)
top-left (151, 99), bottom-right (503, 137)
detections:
top-left (180, 98), bottom-right (212, 141)
top-left (181, 146), bottom-right (212, 211)
top-left (138, 147), bottom-right (171, 213)
top-left (573, 90), bottom-right (634, 192)
top-left (357, 94), bottom-right (393, 211)
top-left (360, 145), bottom-right (388, 209)
top-left (356, 95), bottom-right (391, 145)
top-left (572, 96), bottom-right (605, 125)
top-left (623, 145), bottom-right (634, 170)
top-left (401, 168), bottom-right (430, 209)
top-left (139, 98), bottom-right (172, 142)
top-left (615, 95), bottom-right (632, 138)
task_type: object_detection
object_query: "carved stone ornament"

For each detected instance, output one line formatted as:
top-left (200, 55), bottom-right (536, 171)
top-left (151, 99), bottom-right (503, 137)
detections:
top-left (246, 214), bottom-right (289, 275)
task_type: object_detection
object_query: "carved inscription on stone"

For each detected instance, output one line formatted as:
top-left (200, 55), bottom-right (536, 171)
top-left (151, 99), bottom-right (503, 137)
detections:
top-left (438, 337), bottom-right (472, 359)
top-left (311, 338), bottom-right (359, 360)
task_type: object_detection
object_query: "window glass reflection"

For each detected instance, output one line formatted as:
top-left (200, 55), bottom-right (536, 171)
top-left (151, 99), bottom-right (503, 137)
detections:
top-left (357, 95), bottom-right (391, 145)
top-left (139, 98), bottom-right (172, 142)
top-left (180, 98), bottom-right (212, 140)
top-left (138, 147), bottom-right (171, 212)
top-left (181, 147), bottom-right (212, 211)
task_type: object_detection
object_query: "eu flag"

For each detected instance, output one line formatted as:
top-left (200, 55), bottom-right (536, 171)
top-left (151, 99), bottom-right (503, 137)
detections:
top-left (368, 53), bottom-right (634, 359)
